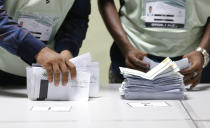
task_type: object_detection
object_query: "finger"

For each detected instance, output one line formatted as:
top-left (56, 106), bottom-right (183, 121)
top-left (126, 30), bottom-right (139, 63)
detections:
top-left (59, 62), bottom-right (69, 86)
top-left (190, 75), bottom-right (201, 90)
top-left (137, 51), bottom-right (147, 59)
top-left (126, 59), bottom-right (148, 72)
top-left (190, 80), bottom-right (200, 90)
top-left (181, 63), bottom-right (197, 75)
top-left (66, 61), bottom-right (76, 80)
top-left (129, 56), bottom-right (150, 70)
top-left (184, 69), bottom-right (202, 82)
top-left (195, 69), bottom-right (203, 75)
top-left (135, 60), bottom-right (150, 70)
top-left (52, 64), bottom-right (60, 86)
top-left (45, 64), bottom-right (53, 83)
top-left (184, 78), bottom-right (193, 86)
top-left (126, 59), bottom-right (136, 69)
top-left (184, 73), bottom-right (201, 85)
top-left (183, 73), bottom-right (194, 81)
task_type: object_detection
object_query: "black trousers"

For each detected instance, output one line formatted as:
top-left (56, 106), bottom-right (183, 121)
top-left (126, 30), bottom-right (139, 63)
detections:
top-left (0, 70), bottom-right (26, 86)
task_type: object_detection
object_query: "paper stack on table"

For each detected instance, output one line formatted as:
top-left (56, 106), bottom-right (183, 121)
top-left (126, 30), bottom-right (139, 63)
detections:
top-left (119, 57), bottom-right (191, 100)
top-left (26, 53), bottom-right (99, 101)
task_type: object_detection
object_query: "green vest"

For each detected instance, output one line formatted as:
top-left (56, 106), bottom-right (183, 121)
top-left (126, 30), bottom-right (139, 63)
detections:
top-left (0, 0), bottom-right (75, 76)
top-left (120, 0), bottom-right (210, 57)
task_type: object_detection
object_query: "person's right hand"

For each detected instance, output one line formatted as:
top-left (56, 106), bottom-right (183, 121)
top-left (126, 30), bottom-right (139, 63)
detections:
top-left (35, 47), bottom-right (76, 86)
top-left (124, 48), bottom-right (150, 72)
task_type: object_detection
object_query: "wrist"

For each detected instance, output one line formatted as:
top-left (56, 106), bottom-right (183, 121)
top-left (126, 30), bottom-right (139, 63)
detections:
top-left (117, 41), bottom-right (136, 56)
top-left (196, 47), bottom-right (210, 68)
top-left (35, 46), bottom-right (48, 62)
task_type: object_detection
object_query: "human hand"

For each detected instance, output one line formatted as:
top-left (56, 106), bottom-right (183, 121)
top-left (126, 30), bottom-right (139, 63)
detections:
top-left (124, 48), bottom-right (150, 72)
top-left (35, 47), bottom-right (76, 86)
top-left (180, 51), bottom-right (204, 90)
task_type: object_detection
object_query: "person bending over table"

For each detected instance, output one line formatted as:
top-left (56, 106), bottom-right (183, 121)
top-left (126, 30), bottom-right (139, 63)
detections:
top-left (98, 0), bottom-right (210, 89)
top-left (0, 0), bottom-right (90, 86)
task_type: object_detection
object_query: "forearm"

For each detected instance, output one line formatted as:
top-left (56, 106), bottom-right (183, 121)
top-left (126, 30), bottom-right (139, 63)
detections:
top-left (98, 0), bottom-right (134, 56)
top-left (55, 0), bottom-right (90, 57)
top-left (0, 1), bottom-right (46, 64)
top-left (55, 20), bottom-right (88, 57)
top-left (199, 19), bottom-right (210, 52)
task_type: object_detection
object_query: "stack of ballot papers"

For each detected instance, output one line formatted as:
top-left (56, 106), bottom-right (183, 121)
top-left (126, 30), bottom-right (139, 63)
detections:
top-left (119, 57), bottom-right (191, 100)
top-left (26, 53), bottom-right (99, 101)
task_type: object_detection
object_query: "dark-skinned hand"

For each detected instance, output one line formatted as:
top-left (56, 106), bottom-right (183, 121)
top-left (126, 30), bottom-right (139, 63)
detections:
top-left (124, 48), bottom-right (150, 72)
top-left (180, 51), bottom-right (204, 90)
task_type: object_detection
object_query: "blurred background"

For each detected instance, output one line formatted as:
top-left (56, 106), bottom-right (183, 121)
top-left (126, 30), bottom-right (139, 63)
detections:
top-left (79, 1), bottom-right (120, 84)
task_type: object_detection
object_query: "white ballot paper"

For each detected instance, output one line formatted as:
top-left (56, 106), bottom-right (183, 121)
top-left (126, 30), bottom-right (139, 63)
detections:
top-left (26, 53), bottom-right (100, 101)
top-left (119, 57), bottom-right (191, 100)
top-left (128, 101), bottom-right (169, 108)
top-left (31, 106), bottom-right (71, 112)
top-left (70, 53), bottom-right (100, 97)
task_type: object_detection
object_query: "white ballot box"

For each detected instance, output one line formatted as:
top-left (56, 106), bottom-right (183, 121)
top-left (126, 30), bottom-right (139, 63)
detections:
top-left (26, 53), bottom-right (100, 101)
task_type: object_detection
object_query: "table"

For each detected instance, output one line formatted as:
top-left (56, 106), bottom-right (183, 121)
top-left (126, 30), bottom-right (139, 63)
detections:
top-left (0, 84), bottom-right (209, 128)
top-left (182, 84), bottom-right (210, 128)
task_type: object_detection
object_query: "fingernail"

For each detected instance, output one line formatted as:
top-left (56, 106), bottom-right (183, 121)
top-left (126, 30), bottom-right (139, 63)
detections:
top-left (72, 77), bottom-right (76, 80)
top-left (189, 87), bottom-right (193, 90)
top-left (63, 82), bottom-right (67, 86)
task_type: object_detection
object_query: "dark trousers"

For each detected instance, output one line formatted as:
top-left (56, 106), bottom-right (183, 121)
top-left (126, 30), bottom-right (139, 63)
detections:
top-left (0, 70), bottom-right (26, 86)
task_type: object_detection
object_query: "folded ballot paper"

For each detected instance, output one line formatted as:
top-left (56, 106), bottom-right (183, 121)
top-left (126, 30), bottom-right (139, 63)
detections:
top-left (119, 57), bottom-right (191, 100)
top-left (26, 53), bottom-right (99, 101)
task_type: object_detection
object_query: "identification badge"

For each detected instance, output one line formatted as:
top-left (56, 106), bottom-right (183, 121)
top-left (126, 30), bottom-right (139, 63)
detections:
top-left (18, 14), bottom-right (59, 42)
top-left (144, 0), bottom-right (186, 28)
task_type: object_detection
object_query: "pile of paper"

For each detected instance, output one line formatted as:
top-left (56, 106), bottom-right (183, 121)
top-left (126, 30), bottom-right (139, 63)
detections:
top-left (26, 53), bottom-right (99, 101)
top-left (119, 57), bottom-right (191, 100)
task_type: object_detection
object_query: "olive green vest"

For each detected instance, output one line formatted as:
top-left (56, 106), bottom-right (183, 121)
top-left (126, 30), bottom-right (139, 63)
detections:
top-left (120, 0), bottom-right (210, 57)
top-left (0, 0), bottom-right (75, 76)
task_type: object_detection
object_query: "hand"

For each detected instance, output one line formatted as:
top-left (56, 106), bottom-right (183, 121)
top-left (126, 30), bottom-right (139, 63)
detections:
top-left (124, 48), bottom-right (150, 72)
top-left (35, 47), bottom-right (76, 86)
top-left (180, 51), bottom-right (204, 90)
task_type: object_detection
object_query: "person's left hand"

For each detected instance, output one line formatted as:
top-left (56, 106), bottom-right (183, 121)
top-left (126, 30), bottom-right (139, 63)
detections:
top-left (180, 51), bottom-right (204, 90)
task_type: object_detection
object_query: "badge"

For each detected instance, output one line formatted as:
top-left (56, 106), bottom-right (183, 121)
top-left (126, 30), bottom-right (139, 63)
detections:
top-left (144, 0), bottom-right (186, 28)
top-left (18, 14), bottom-right (59, 42)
